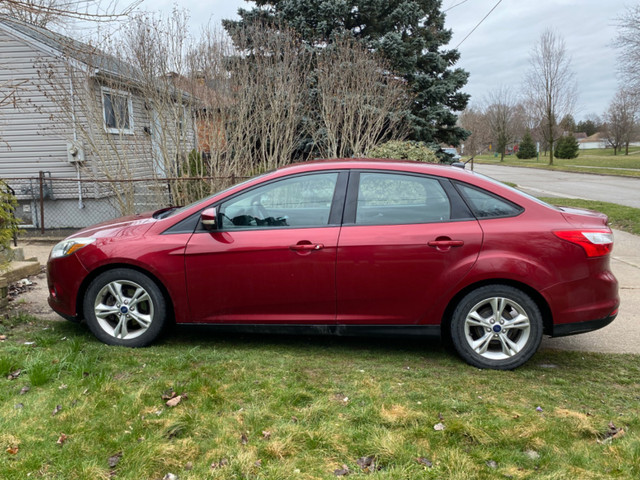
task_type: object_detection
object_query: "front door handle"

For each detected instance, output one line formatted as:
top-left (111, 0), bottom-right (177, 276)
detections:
top-left (289, 242), bottom-right (324, 252)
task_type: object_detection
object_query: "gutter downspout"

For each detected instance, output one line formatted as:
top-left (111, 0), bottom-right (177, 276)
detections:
top-left (69, 75), bottom-right (84, 209)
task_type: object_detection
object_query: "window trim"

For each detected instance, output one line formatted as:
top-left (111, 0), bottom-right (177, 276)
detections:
top-left (101, 86), bottom-right (134, 135)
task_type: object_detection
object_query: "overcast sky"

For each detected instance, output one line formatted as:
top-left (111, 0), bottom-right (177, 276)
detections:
top-left (141, 0), bottom-right (631, 121)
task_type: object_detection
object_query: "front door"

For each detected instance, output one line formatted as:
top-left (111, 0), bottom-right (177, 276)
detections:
top-left (184, 171), bottom-right (345, 323)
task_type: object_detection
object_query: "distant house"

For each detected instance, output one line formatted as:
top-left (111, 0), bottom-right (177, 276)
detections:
top-left (578, 132), bottom-right (606, 150)
top-left (0, 15), bottom-right (196, 229)
top-left (573, 132), bottom-right (587, 141)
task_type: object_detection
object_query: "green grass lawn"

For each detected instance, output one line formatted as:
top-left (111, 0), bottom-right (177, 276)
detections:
top-left (2, 314), bottom-right (639, 479)
top-left (470, 147), bottom-right (640, 177)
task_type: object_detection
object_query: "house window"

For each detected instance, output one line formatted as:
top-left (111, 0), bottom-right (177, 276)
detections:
top-left (102, 88), bottom-right (133, 134)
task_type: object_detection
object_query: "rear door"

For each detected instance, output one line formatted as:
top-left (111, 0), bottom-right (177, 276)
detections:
top-left (336, 170), bottom-right (483, 324)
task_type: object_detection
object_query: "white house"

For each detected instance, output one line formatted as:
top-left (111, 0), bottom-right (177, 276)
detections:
top-left (0, 15), bottom-right (196, 230)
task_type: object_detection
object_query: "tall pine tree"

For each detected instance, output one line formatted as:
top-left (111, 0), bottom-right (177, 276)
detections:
top-left (223, 0), bottom-right (470, 146)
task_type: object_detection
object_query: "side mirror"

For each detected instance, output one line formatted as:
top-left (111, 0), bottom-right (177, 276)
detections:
top-left (201, 207), bottom-right (218, 230)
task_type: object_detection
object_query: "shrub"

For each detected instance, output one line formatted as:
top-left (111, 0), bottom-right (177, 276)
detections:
top-left (0, 181), bottom-right (20, 269)
top-left (554, 134), bottom-right (580, 159)
top-left (367, 141), bottom-right (438, 163)
top-left (517, 132), bottom-right (537, 159)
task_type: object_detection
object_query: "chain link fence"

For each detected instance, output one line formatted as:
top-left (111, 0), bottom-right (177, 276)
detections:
top-left (7, 172), bottom-right (249, 236)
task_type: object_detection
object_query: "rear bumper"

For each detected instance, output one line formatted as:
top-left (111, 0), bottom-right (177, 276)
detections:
top-left (551, 307), bottom-right (618, 337)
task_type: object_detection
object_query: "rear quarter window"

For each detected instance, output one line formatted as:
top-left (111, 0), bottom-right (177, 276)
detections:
top-left (455, 182), bottom-right (524, 219)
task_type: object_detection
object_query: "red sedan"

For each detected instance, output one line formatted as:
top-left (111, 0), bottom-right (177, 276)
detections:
top-left (47, 160), bottom-right (619, 369)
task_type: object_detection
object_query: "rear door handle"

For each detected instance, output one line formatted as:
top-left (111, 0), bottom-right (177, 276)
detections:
top-left (427, 240), bottom-right (464, 248)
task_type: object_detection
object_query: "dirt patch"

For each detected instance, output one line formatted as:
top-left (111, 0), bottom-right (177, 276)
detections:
top-left (7, 269), bottom-right (60, 321)
top-left (6, 241), bottom-right (61, 321)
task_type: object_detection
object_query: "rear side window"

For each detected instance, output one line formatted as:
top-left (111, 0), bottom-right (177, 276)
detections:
top-left (455, 182), bottom-right (523, 219)
top-left (355, 172), bottom-right (451, 225)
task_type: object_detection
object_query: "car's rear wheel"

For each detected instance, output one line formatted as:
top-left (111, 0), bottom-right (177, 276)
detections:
top-left (83, 268), bottom-right (167, 347)
top-left (450, 285), bottom-right (543, 370)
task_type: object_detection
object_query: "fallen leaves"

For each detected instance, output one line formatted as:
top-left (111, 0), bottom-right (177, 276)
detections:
top-left (52, 405), bottom-right (62, 417)
top-left (6, 445), bottom-right (19, 455)
top-left (166, 396), bottom-right (183, 407)
top-left (598, 422), bottom-right (626, 444)
top-left (486, 460), bottom-right (498, 469)
top-left (210, 458), bottom-right (228, 469)
top-left (333, 464), bottom-right (349, 476)
top-left (161, 390), bottom-right (188, 408)
top-left (332, 456), bottom-right (384, 476)
top-left (415, 457), bottom-right (433, 467)
top-left (7, 369), bottom-right (21, 380)
top-left (56, 433), bottom-right (68, 445)
top-left (108, 452), bottom-right (123, 468)
top-left (356, 456), bottom-right (379, 473)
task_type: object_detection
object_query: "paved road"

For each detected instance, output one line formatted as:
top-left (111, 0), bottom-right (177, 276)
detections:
top-left (473, 164), bottom-right (640, 208)
top-left (472, 164), bottom-right (640, 354)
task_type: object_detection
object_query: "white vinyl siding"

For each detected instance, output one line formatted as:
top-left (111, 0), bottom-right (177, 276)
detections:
top-left (0, 28), bottom-right (75, 179)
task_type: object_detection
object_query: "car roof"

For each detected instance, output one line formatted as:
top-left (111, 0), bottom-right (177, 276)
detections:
top-left (274, 158), bottom-right (475, 180)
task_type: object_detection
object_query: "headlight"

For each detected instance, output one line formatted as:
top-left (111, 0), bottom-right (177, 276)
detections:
top-left (50, 237), bottom-right (96, 259)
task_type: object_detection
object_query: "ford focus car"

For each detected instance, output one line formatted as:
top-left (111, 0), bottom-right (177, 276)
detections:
top-left (47, 160), bottom-right (619, 369)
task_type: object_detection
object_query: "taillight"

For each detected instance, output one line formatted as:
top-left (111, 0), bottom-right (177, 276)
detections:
top-left (553, 229), bottom-right (613, 257)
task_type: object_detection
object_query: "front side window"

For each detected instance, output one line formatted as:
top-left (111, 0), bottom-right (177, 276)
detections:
top-left (355, 172), bottom-right (451, 225)
top-left (220, 172), bottom-right (339, 229)
top-left (102, 88), bottom-right (132, 133)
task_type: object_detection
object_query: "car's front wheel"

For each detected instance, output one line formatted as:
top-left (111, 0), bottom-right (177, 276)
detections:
top-left (450, 285), bottom-right (543, 370)
top-left (83, 268), bottom-right (167, 347)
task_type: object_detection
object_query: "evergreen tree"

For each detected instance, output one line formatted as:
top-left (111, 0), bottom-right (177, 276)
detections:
top-left (516, 131), bottom-right (537, 159)
top-left (223, 0), bottom-right (470, 146)
top-left (554, 135), bottom-right (580, 159)
top-left (576, 119), bottom-right (599, 136)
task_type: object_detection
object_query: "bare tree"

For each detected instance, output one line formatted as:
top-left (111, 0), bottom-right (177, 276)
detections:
top-left (313, 35), bottom-right (411, 159)
top-left (0, 0), bottom-right (141, 27)
top-left (615, 5), bottom-right (640, 94)
top-left (603, 88), bottom-right (639, 155)
top-left (230, 23), bottom-right (312, 171)
top-left (458, 106), bottom-right (491, 159)
top-left (524, 29), bottom-right (576, 165)
top-left (485, 87), bottom-right (522, 162)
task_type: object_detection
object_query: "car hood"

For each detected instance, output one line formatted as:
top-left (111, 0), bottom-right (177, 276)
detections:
top-left (558, 206), bottom-right (609, 228)
top-left (69, 211), bottom-right (157, 240)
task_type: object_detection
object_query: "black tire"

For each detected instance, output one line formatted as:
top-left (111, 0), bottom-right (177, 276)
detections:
top-left (450, 285), bottom-right (543, 370)
top-left (83, 268), bottom-right (167, 347)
